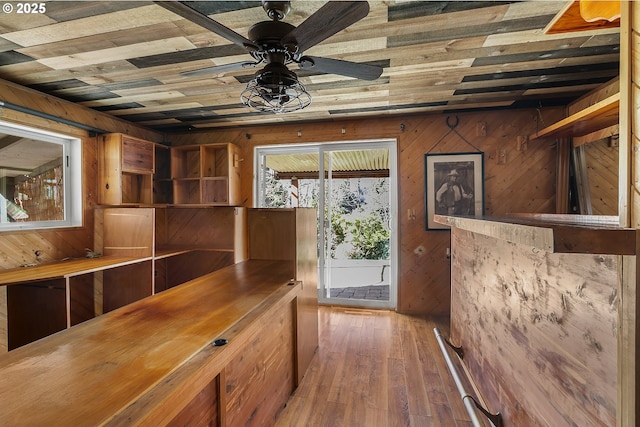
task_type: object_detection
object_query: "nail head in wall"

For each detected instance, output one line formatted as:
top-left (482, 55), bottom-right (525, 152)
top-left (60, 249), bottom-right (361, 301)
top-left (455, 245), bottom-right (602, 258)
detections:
top-left (400, 123), bottom-right (405, 132)
top-left (245, 133), bottom-right (251, 139)
top-left (414, 245), bottom-right (425, 255)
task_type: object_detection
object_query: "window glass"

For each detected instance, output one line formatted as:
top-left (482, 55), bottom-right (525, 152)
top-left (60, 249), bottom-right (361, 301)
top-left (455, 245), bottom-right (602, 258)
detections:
top-left (0, 121), bottom-right (82, 231)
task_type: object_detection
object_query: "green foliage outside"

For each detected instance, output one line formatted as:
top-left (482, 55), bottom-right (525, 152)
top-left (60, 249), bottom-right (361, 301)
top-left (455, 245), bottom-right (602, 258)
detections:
top-left (344, 215), bottom-right (390, 260)
top-left (263, 168), bottom-right (390, 261)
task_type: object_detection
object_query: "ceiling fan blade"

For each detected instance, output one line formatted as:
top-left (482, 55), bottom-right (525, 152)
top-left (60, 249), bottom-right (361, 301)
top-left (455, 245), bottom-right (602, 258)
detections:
top-left (299, 56), bottom-right (382, 81)
top-left (282, 1), bottom-right (370, 53)
top-left (155, 1), bottom-right (257, 51)
top-left (181, 61), bottom-right (258, 77)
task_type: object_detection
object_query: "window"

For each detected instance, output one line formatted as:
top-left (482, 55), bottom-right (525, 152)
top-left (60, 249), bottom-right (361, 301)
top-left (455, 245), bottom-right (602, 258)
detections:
top-left (0, 120), bottom-right (82, 231)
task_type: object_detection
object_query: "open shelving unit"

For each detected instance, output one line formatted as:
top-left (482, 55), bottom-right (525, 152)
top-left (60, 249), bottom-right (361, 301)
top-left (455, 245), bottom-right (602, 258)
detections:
top-left (171, 143), bottom-right (241, 205)
top-left (0, 206), bottom-right (247, 350)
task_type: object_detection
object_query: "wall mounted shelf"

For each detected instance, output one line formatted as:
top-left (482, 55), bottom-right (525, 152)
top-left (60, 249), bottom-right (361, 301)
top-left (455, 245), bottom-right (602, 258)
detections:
top-left (529, 92), bottom-right (619, 141)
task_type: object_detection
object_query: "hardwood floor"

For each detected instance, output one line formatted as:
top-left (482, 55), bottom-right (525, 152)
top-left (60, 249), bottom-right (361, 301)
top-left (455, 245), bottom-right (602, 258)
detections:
top-left (275, 306), bottom-right (474, 427)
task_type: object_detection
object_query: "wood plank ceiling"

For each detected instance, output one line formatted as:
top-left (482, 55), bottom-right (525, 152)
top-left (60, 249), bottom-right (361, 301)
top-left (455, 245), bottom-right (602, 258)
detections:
top-left (0, 1), bottom-right (620, 131)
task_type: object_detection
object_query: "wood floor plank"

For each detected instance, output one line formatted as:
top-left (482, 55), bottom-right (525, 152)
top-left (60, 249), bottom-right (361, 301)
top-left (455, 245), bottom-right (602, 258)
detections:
top-left (276, 307), bottom-right (475, 427)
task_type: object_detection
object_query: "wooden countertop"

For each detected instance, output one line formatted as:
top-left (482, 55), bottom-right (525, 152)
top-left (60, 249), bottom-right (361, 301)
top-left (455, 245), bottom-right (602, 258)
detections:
top-left (434, 214), bottom-right (636, 255)
top-left (0, 255), bottom-right (153, 285)
top-left (0, 259), bottom-right (298, 426)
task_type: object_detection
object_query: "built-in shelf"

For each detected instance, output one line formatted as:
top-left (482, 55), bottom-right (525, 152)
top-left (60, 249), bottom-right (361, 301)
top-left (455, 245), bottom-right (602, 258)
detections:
top-left (529, 92), bottom-right (619, 141)
top-left (544, 0), bottom-right (620, 35)
top-left (434, 213), bottom-right (635, 255)
top-left (0, 255), bottom-right (152, 286)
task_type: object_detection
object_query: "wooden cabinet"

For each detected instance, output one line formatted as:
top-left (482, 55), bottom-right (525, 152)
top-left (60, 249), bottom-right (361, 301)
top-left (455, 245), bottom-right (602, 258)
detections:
top-left (99, 133), bottom-right (156, 205)
top-left (0, 260), bottom-right (302, 426)
top-left (248, 208), bottom-right (319, 384)
top-left (0, 209), bottom-right (319, 425)
top-left (171, 143), bottom-right (241, 205)
top-left (154, 206), bottom-right (247, 291)
top-left (97, 206), bottom-right (246, 294)
top-left (99, 136), bottom-right (241, 206)
top-left (0, 206), bottom-right (246, 351)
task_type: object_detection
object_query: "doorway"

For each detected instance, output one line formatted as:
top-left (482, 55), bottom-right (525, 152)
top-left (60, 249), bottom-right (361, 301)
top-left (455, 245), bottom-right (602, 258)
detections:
top-left (255, 140), bottom-right (397, 309)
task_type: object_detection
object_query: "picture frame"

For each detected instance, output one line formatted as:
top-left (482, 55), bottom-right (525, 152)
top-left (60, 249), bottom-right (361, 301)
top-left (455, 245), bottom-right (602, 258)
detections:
top-left (424, 152), bottom-right (484, 230)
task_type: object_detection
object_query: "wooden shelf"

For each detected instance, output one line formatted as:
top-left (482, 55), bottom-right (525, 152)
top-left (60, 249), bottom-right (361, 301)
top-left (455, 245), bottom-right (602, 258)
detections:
top-left (0, 255), bottom-right (152, 286)
top-left (529, 92), bottom-right (619, 141)
top-left (434, 213), bottom-right (635, 255)
top-left (170, 143), bottom-right (240, 205)
top-left (154, 246), bottom-right (234, 260)
top-left (545, 0), bottom-right (620, 35)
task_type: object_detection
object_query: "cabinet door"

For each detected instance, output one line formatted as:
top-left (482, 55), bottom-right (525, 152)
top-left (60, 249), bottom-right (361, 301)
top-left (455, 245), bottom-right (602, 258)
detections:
top-left (99, 134), bottom-right (154, 205)
top-left (122, 136), bottom-right (154, 173)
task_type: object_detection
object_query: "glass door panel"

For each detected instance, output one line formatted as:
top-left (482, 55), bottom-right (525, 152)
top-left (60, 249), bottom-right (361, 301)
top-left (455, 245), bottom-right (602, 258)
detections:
top-left (255, 140), bottom-right (397, 309)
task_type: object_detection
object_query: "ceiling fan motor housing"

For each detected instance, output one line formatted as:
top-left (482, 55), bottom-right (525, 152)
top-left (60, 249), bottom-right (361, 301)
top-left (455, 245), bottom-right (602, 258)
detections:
top-left (248, 20), bottom-right (298, 63)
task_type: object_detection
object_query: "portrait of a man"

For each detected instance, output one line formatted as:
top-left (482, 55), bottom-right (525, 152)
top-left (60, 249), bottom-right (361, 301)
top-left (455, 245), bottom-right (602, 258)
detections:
top-left (424, 152), bottom-right (483, 229)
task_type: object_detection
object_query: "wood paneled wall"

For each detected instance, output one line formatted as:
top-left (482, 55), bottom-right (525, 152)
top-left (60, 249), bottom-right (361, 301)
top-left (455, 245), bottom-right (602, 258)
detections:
top-left (618, 3), bottom-right (639, 426)
top-left (584, 139), bottom-right (619, 215)
top-left (0, 75), bottom-right (566, 317)
top-left (0, 78), bottom-right (164, 272)
top-left (169, 107), bottom-right (565, 315)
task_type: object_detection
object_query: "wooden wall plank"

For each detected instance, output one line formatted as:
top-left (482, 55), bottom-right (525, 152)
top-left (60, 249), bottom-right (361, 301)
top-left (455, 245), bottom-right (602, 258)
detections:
top-left (584, 138), bottom-right (619, 215)
top-left (0, 287), bottom-right (6, 352)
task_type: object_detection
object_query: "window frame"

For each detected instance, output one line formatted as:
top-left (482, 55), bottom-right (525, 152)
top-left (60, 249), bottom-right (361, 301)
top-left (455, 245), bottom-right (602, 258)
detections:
top-left (0, 120), bottom-right (82, 232)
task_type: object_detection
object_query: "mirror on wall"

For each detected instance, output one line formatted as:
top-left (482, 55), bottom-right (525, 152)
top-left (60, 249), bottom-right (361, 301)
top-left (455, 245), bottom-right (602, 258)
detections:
top-left (0, 121), bottom-right (82, 231)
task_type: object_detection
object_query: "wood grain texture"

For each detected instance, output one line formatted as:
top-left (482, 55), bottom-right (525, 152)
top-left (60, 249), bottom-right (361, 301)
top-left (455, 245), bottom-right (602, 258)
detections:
top-left (167, 376), bottom-right (218, 427)
top-left (275, 306), bottom-right (473, 427)
top-left (0, 2), bottom-right (619, 130)
top-left (171, 107), bottom-right (565, 315)
top-left (225, 299), bottom-right (295, 427)
top-left (6, 280), bottom-right (67, 350)
top-left (0, 260), bottom-right (298, 426)
top-left (155, 250), bottom-right (234, 292)
top-left (0, 287), bottom-right (6, 352)
top-left (102, 260), bottom-right (152, 313)
top-left (293, 208), bottom-right (319, 385)
top-left (435, 214), bottom-right (635, 255)
top-left (450, 227), bottom-right (617, 426)
top-left (0, 255), bottom-right (152, 285)
top-left (155, 206), bottom-right (239, 251)
top-left (584, 138), bottom-right (619, 215)
top-left (618, 4), bottom-right (638, 426)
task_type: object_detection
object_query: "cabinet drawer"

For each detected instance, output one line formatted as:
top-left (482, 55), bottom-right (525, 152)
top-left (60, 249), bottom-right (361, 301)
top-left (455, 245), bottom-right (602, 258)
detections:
top-left (122, 137), bottom-right (154, 173)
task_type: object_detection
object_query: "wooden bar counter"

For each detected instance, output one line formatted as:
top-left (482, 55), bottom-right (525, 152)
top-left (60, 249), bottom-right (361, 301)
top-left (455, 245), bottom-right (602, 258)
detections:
top-left (0, 259), bottom-right (301, 426)
top-left (435, 214), bottom-right (634, 426)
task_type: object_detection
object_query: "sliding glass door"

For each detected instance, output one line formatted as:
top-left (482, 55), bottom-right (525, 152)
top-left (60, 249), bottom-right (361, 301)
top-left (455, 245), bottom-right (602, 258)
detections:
top-left (255, 140), bottom-right (397, 309)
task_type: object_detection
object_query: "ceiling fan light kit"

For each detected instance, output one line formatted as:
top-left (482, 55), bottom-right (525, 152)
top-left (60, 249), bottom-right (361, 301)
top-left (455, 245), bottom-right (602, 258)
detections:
top-left (156, 0), bottom-right (382, 114)
top-left (241, 64), bottom-right (312, 114)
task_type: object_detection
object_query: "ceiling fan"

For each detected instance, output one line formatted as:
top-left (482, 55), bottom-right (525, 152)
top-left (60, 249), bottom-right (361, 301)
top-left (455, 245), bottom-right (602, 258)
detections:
top-left (155, 1), bottom-right (383, 113)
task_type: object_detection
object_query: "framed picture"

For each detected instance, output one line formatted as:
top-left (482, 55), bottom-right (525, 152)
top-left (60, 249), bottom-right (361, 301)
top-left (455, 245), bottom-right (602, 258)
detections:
top-left (424, 152), bottom-right (484, 230)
